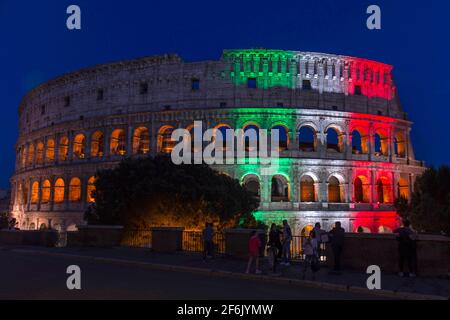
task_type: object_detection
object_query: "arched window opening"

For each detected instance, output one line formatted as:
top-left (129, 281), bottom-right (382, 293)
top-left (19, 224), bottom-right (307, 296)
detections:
top-left (110, 129), bottom-right (127, 156)
top-left (39, 223), bottom-right (47, 230)
top-left (354, 176), bottom-right (369, 203)
top-left (328, 176), bottom-right (342, 203)
top-left (90, 131), bottom-right (104, 158)
top-left (73, 134), bottom-right (86, 159)
top-left (394, 132), bottom-right (406, 158)
top-left (378, 226), bottom-right (392, 234)
top-left (326, 128), bottom-right (341, 153)
top-left (298, 126), bottom-right (316, 152)
top-left (69, 178), bottom-right (81, 202)
top-left (271, 175), bottom-right (289, 202)
top-left (243, 175), bottom-right (260, 203)
top-left (29, 223), bottom-right (36, 230)
top-left (41, 180), bottom-right (51, 204)
top-left (374, 132), bottom-right (388, 156)
top-left (158, 126), bottom-right (175, 154)
top-left (59, 137), bottom-right (69, 161)
top-left (54, 178), bottom-right (65, 204)
top-left (46, 139), bottom-right (55, 162)
top-left (243, 124), bottom-right (260, 153)
top-left (398, 177), bottom-right (409, 201)
top-left (352, 130), bottom-right (363, 154)
top-left (300, 175), bottom-right (316, 202)
top-left (31, 182), bottom-right (39, 204)
top-left (87, 176), bottom-right (96, 203)
top-left (36, 142), bottom-right (44, 165)
top-left (301, 225), bottom-right (314, 237)
top-left (356, 226), bottom-right (371, 233)
top-left (27, 144), bottom-right (35, 166)
top-left (377, 177), bottom-right (392, 203)
top-left (213, 125), bottom-right (231, 154)
top-left (272, 125), bottom-right (288, 151)
top-left (133, 127), bottom-right (150, 155)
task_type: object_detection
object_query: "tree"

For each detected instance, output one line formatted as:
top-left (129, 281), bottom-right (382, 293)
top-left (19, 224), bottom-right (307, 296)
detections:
top-left (395, 166), bottom-right (450, 235)
top-left (85, 155), bottom-right (259, 230)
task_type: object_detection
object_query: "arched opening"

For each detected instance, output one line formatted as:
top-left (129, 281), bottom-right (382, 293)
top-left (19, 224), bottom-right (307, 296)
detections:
top-left (243, 124), bottom-right (260, 153)
top-left (298, 126), bottom-right (316, 152)
top-left (73, 134), bottom-right (86, 159)
top-left (39, 223), bottom-right (47, 230)
top-left (394, 131), bottom-right (406, 158)
top-left (54, 178), bottom-right (65, 204)
top-left (398, 177), bottom-right (409, 201)
top-left (36, 142), bottom-right (44, 164)
top-left (31, 182), bottom-right (39, 204)
top-left (301, 225), bottom-right (314, 237)
top-left (326, 127), bottom-right (342, 153)
top-left (158, 126), bottom-right (175, 154)
top-left (377, 177), bottom-right (392, 203)
top-left (59, 136), bottom-right (69, 161)
top-left (354, 176), bottom-right (369, 203)
top-left (271, 175), bottom-right (290, 202)
top-left (27, 144), bottom-right (35, 166)
top-left (374, 131), bottom-right (388, 156)
top-left (69, 177), bottom-right (82, 202)
top-left (242, 175), bottom-right (261, 203)
top-left (356, 226), bottom-right (371, 233)
top-left (41, 180), bottom-right (51, 204)
top-left (110, 129), bottom-right (127, 156)
top-left (87, 176), bottom-right (96, 203)
top-left (45, 139), bottom-right (55, 162)
top-left (133, 127), bottom-right (150, 155)
top-left (328, 176), bottom-right (342, 203)
top-left (351, 129), bottom-right (369, 154)
top-left (213, 124), bottom-right (231, 154)
top-left (29, 223), bottom-right (36, 230)
top-left (272, 125), bottom-right (289, 151)
top-left (378, 226), bottom-right (392, 234)
top-left (300, 175), bottom-right (316, 202)
top-left (90, 131), bottom-right (104, 158)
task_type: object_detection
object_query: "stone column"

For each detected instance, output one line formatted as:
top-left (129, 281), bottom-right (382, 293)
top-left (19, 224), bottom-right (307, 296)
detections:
top-left (127, 125), bottom-right (133, 156)
top-left (68, 131), bottom-right (74, 162)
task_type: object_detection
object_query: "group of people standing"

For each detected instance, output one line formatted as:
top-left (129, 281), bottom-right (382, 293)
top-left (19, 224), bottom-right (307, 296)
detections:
top-left (204, 218), bottom-right (418, 279)
top-left (246, 220), bottom-right (346, 279)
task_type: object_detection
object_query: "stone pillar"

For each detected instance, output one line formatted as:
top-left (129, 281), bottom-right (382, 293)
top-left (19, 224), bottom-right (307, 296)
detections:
top-left (49, 177), bottom-right (55, 212)
top-left (370, 170), bottom-right (376, 204)
top-left (54, 134), bottom-right (60, 164)
top-left (68, 131), bottom-right (74, 162)
top-left (104, 127), bottom-right (111, 158)
top-left (85, 131), bottom-right (92, 160)
top-left (126, 126), bottom-right (133, 156)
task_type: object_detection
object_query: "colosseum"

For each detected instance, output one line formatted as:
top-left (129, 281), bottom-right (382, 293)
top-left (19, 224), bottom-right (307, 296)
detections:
top-left (10, 49), bottom-right (426, 235)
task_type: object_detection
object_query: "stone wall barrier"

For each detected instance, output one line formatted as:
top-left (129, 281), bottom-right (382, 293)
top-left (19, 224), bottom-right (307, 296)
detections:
top-left (325, 233), bottom-right (450, 276)
top-left (0, 230), bottom-right (58, 247)
top-left (224, 228), bottom-right (266, 259)
top-left (66, 225), bottom-right (124, 247)
top-left (150, 227), bottom-right (184, 253)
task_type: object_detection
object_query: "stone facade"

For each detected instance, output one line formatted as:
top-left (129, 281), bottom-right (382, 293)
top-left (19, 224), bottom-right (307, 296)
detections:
top-left (10, 49), bottom-right (425, 233)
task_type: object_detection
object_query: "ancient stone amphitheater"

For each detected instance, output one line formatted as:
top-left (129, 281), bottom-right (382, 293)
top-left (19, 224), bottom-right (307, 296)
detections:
top-left (10, 49), bottom-right (425, 234)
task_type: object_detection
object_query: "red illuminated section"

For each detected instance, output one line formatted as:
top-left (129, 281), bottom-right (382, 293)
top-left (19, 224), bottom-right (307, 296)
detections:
top-left (350, 211), bottom-right (400, 233)
top-left (345, 58), bottom-right (394, 100)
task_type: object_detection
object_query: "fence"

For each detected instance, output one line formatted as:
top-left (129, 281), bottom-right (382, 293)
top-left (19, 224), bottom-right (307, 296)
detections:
top-left (61, 228), bottom-right (326, 261)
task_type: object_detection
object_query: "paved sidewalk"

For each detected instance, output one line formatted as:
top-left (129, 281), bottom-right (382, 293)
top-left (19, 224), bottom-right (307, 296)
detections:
top-left (3, 245), bottom-right (450, 299)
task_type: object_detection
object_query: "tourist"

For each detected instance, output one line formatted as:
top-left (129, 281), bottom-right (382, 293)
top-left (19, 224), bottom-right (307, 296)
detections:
top-left (267, 223), bottom-right (282, 273)
top-left (281, 220), bottom-right (292, 266)
top-left (302, 231), bottom-right (320, 280)
top-left (313, 222), bottom-right (327, 261)
top-left (202, 222), bottom-right (214, 260)
top-left (329, 221), bottom-right (345, 274)
top-left (394, 220), bottom-right (417, 277)
top-left (246, 231), bottom-right (262, 274)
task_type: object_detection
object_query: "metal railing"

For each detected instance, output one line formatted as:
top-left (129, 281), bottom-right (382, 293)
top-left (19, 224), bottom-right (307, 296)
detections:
top-left (182, 231), bottom-right (226, 255)
top-left (121, 229), bottom-right (152, 248)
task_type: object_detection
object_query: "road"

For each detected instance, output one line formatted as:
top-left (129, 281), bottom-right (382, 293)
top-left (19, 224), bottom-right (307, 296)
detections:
top-left (0, 250), bottom-right (378, 300)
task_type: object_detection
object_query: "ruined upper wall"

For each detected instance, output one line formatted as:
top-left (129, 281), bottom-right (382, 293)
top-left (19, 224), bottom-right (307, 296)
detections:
top-left (17, 49), bottom-right (403, 135)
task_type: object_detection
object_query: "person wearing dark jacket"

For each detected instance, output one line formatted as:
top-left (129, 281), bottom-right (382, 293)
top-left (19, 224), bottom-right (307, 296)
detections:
top-left (394, 220), bottom-right (417, 277)
top-left (329, 221), bottom-right (345, 274)
top-left (267, 224), bottom-right (282, 272)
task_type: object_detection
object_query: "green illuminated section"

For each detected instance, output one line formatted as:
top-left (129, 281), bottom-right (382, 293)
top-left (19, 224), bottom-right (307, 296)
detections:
top-left (223, 49), bottom-right (298, 89)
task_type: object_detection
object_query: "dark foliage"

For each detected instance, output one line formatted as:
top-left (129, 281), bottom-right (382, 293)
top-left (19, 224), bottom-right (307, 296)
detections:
top-left (85, 156), bottom-right (259, 230)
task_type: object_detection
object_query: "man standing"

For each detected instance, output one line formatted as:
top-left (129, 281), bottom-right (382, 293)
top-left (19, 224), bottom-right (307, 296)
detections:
top-left (281, 220), bottom-right (292, 266)
top-left (313, 222), bottom-right (326, 261)
top-left (394, 220), bottom-right (417, 277)
top-left (329, 221), bottom-right (345, 274)
top-left (202, 223), bottom-right (214, 260)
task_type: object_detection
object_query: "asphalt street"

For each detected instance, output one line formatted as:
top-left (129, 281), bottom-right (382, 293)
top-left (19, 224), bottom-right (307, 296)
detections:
top-left (0, 250), bottom-right (379, 300)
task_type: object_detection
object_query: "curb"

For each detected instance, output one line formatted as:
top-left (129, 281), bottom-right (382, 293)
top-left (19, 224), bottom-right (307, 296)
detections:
top-left (10, 248), bottom-right (448, 301)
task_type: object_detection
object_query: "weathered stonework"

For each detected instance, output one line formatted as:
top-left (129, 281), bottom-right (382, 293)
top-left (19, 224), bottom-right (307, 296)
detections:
top-left (10, 49), bottom-right (425, 233)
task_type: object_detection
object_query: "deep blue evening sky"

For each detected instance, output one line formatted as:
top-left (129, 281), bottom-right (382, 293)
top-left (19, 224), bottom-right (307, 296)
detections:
top-left (0, 0), bottom-right (448, 188)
